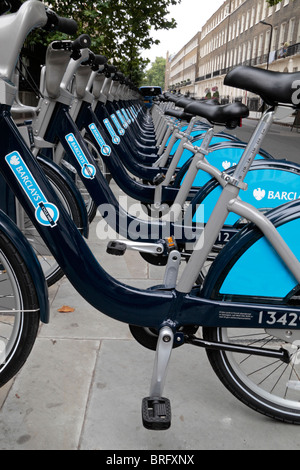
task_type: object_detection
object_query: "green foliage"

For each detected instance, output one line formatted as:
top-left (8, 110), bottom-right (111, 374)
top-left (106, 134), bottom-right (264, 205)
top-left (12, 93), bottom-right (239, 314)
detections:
top-left (266, 0), bottom-right (282, 6)
top-left (27, 0), bottom-right (181, 85)
top-left (141, 57), bottom-right (166, 90)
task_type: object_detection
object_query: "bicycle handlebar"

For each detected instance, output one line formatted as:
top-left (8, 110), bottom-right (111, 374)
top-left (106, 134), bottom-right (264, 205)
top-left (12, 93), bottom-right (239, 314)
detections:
top-left (51, 35), bottom-right (92, 54)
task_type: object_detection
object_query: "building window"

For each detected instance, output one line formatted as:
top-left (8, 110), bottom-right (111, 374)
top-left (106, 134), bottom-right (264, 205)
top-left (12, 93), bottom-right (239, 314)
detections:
top-left (261, 1), bottom-right (268, 21)
top-left (258, 33), bottom-right (264, 57)
top-left (264, 30), bottom-right (271, 54)
top-left (279, 22), bottom-right (287, 49)
top-left (271, 26), bottom-right (278, 51)
top-left (245, 10), bottom-right (250, 30)
top-left (255, 2), bottom-right (261, 24)
top-left (250, 7), bottom-right (255, 28)
top-left (297, 20), bottom-right (300, 43)
top-left (238, 45), bottom-right (242, 64)
top-left (246, 41), bottom-right (251, 61)
top-left (288, 18), bottom-right (295, 45)
top-left (241, 14), bottom-right (245, 33)
top-left (252, 36), bottom-right (257, 59)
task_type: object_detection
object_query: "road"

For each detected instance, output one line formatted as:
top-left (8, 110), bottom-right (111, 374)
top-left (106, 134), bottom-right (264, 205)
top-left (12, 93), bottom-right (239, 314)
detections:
top-left (226, 118), bottom-right (300, 164)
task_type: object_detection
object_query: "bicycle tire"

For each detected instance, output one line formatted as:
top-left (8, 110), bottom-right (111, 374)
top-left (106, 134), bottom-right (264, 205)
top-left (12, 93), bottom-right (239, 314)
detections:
top-left (203, 326), bottom-right (300, 424)
top-left (0, 229), bottom-right (40, 387)
top-left (21, 162), bottom-right (83, 286)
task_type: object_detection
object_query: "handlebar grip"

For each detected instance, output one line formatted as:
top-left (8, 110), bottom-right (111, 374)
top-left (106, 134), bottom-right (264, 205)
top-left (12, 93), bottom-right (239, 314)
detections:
top-left (55, 16), bottom-right (78, 35)
top-left (71, 34), bottom-right (91, 50)
top-left (105, 65), bottom-right (117, 74)
top-left (6, 0), bottom-right (21, 13)
top-left (94, 55), bottom-right (107, 66)
top-left (0, 0), bottom-right (10, 15)
top-left (45, 9), bottom-right (78, 35)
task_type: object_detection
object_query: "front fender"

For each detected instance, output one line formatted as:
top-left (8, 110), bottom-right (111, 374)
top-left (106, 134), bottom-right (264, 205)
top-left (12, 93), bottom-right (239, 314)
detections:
top-left (37, 154), bottom-right (89, 238)
top-left (0, 210), bottom-right (49, 323)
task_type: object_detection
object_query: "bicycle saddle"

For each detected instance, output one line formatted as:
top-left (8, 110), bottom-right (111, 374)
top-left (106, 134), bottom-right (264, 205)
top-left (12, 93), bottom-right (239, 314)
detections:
top-left (225, 65), bottom-right (300, 108)
top-left (184, 100), bottom-right (249, 127)
top-left (164, 108), bottom-right (194, 122)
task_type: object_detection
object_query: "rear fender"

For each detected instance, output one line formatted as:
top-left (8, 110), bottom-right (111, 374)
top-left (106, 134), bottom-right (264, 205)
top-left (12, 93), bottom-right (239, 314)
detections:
top-left (192, 159), bottom-right (300, 227)
top-left (201, 199), bottom-right (300, 303)
top-left (174, 141), bottom-right (273, 188)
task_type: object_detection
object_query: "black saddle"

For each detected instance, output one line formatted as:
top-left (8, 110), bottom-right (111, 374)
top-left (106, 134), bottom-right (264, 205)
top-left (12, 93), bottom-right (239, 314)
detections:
top-left (164, 109), bottom-right (194, 122)
top-left (184, 100), bottom-right (249, 128)
top-left (225, 66), bottom-right (300, 108)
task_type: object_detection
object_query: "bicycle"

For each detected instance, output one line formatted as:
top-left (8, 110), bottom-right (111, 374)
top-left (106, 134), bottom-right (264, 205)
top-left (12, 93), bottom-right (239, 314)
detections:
top-left (0, 0), bottom-right (76, 388)
top-left (8, 37), bottom-right (89, 286)
top-left (2, 0), bottom-right (300, 430)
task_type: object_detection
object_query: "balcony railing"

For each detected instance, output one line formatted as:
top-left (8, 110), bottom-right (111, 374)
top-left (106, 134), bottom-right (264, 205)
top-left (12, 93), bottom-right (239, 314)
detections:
top-left (194, 42), bottom-right (300, 84)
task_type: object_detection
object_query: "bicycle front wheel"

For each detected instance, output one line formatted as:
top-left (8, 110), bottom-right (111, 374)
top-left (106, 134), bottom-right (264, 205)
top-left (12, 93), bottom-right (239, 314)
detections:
top-left (0, 230), bottom-right (40, 387)
top-left (203, 327), bottom-right (300, 424)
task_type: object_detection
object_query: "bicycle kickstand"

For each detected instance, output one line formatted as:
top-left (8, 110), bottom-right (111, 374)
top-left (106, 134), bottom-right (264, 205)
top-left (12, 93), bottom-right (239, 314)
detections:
top-left (142, 325), bottom-right (173, 430)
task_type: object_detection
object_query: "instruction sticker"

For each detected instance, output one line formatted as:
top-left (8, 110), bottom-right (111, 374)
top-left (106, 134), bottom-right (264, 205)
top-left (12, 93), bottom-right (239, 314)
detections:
top-left (65, 133), bottom-right (96, 179)
top-left (88, 123), bottom-right (111, 156)
top-left (5, 151), bottom-right (59, 227)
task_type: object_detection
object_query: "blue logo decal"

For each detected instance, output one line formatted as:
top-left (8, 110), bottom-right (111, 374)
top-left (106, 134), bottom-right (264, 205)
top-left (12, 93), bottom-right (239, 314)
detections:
top-left (130, 106), bottom-right (137, 119)
top-left (65, 133), bottom-right (96, 179)
top-left (111, 114), bottom-right (125, 135)
top-left (88, 124), bottom-right (111, 156)
top-left (5, 151), bottom-right (59, 227)
top-left (103, 118), bottom-right (120, 144)
top-left (121, 108), bottom-right (131, 124)
top-left (116, 110), bottom-right (128, 129)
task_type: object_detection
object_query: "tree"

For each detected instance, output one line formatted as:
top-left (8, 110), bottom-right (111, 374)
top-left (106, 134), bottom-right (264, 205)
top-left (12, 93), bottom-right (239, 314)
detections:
top-left (142, 57), bottom-right (166, 89)
top-left (266, 0), bottom-right (283, 5)
top-left (27, 0), bottom-right (181, 85)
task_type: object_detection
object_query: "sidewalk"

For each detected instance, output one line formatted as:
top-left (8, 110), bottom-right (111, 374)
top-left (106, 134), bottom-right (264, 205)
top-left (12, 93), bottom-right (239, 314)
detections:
top-left (1, 182), bottom-right (300, 450)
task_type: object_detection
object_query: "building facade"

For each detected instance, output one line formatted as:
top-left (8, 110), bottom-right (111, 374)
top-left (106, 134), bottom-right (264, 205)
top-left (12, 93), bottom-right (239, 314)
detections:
top-left (166, 0), bottom-right (300, 109)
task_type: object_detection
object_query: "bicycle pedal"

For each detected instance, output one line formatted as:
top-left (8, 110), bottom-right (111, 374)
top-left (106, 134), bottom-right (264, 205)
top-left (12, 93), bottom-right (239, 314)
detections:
top-left (106, 241), bottom-right (127, 256)
top-left (142, 397), bottom-right (171, 430)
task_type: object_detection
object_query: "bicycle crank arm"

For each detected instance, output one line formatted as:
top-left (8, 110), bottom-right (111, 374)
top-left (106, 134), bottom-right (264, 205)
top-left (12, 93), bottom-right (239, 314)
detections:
top-left (107, 240), bottom-right (164, 256)
top-left (185, 335), bottom-right (290, 363)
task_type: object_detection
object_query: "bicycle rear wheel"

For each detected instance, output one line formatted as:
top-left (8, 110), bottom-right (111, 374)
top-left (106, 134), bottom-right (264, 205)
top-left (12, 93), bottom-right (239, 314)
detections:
top-left (0, 229), bottom-right (40, 387)
top-left (203, 326), bottom-right (300, 424)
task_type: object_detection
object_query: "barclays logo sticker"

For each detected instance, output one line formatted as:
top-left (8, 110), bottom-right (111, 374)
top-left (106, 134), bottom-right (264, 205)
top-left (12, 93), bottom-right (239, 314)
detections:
top-left (5, 151), bottom-right (59, 227)
top-left (103, 118), bottom-right (120, 144)
top-left (222, 160), bottom-right (231, 170)
top-left (89, 124), bottom-right (111, 156)
top-left (116, 110), bottom-right (128, 128)
top-left (65, 133), bottom-right (96, 179)
top-left (111, 114), bottom-right (125, 136)
top-left (253, 188), bottom-right (266, 201)
top-left (253, 187), bottom-right (300, 201)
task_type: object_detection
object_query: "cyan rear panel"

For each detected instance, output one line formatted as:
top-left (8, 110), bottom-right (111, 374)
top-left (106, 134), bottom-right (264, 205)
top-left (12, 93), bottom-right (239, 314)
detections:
top-left (219, 218), bottom-right (300, 297)
top-left (193, 168), bottom-right (300, 225)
